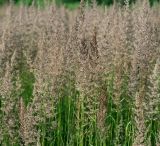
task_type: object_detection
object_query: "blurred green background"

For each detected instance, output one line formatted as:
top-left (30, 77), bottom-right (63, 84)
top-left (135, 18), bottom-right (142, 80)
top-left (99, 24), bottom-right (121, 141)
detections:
top-left (0, 0), bottom-right (159, 8)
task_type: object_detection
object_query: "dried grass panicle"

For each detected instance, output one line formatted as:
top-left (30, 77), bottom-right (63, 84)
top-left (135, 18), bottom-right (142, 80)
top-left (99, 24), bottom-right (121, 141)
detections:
top-left (97, 88), bottom-right (107, 136)
top-left (145, 58), bottom-right (160, 146)
top-left (130, 0), bottom-right (152, 95)
top-left (146, 58), bottom-right (160, 120)
top-left (129, 1), bottom-right (159, 146)
top-left (19, 97), bottom-right (26, 144)
top-left (133, 90), bottom-right (146, 146)
top-left (19, 97), bottom-right (38, 146)
top-left (0, 63), bottom-right (19, 145)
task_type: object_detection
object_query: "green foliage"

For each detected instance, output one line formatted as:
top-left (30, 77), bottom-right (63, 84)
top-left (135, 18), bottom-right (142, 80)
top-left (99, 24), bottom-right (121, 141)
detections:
top-left (12, 51), bottom-right (35, 106)
top-left (0, 0), bottom-right (5, 5)
top-left (19, 69), bottom-right (35, 106)
top-left (1, 65), bottom-right (159, 145)
top-left (0, 0), bottom-right (159, 6)
top-left (33, 71), bottom-right (135, 146)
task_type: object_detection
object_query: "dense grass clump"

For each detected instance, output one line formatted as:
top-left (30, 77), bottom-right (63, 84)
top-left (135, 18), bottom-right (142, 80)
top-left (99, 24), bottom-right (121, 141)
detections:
top-left (0, 0), bottom-right (160, 146)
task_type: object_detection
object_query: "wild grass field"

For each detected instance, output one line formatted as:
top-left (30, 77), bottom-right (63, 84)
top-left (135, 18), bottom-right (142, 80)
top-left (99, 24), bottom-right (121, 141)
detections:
top-left (0, 0), bottom-right (160, 146)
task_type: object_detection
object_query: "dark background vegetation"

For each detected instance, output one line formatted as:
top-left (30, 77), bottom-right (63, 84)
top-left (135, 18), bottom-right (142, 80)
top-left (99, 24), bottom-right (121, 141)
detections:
top-left (0, 0), bottom-right (159, 6)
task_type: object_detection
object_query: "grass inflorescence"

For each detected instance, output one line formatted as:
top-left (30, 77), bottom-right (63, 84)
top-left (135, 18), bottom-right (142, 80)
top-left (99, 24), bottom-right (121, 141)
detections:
top-left (0, 1), bottom-right (160, 146)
